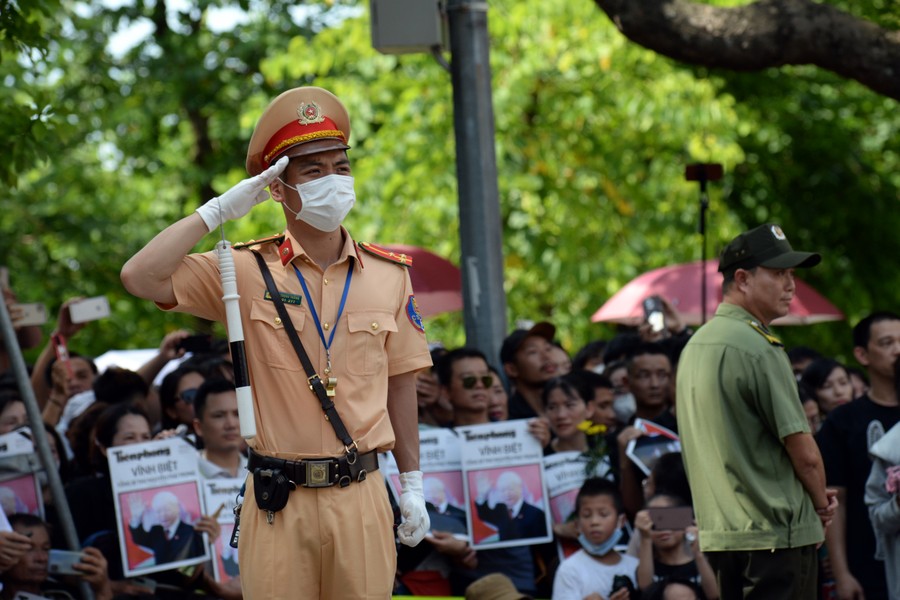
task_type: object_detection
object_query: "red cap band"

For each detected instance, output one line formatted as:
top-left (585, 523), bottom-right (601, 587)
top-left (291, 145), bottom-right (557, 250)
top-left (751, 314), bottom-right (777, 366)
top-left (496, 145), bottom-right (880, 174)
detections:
top-left (262, 117), bottom-right (345, 168)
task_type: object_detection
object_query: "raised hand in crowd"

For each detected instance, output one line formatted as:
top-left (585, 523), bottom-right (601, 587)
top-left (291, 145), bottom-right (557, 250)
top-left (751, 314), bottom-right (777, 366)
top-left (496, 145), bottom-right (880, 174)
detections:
top-left (527, 416), bottom-right (552, 449)
top-left (194, 513), bottom-right (222, 544)
top-left (72, 546), bottom-right (114, 600)
top-left (137, 329), bottom-right (191, 383)
top-left (31, 298), bottom-right (92, 410)
top-left (1, 285), bottom-right (43, 364)
top-left (637, 295), bottom-right (686, 343)
top-left (0, 529), bottom-right (33, 571)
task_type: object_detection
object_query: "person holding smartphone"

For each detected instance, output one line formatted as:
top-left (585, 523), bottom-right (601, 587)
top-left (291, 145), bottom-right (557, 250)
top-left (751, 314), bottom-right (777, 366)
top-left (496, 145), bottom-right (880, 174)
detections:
top-left (0, 271), bottom-right (43, 373)
top-left (0, 513), bottom-right (113, 600)
top-left (634, 494), bottom-right (717, 599)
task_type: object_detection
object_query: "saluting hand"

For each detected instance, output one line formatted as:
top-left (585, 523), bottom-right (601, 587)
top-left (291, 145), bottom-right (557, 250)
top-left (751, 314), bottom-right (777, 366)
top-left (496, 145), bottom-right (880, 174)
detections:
top-left (195, 156), bottom-right (289, 232)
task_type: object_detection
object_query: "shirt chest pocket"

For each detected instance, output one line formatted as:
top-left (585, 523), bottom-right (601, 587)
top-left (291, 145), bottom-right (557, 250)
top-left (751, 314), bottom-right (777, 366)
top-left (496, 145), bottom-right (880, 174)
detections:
top-left (345, 310), bottom-right (397, 376)
top-left (249, 298), bottom-right (307, 371)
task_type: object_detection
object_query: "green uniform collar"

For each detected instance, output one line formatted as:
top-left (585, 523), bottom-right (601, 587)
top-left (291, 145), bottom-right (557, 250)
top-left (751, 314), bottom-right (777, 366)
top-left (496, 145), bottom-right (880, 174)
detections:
top-left (715, 303), bottom-right (783, 347)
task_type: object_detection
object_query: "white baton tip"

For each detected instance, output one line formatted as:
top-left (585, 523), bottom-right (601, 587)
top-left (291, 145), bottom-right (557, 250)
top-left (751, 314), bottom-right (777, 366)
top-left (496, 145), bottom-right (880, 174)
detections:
top-left (237, 386), bottom-right (256, 439)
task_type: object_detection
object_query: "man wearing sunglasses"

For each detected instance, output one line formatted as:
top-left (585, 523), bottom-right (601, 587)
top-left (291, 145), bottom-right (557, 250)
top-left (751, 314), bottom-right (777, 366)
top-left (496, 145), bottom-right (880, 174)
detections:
top-left (431, 347), bottom-right (539, 596)
top-left (435, 348), bottom-right (495, 427)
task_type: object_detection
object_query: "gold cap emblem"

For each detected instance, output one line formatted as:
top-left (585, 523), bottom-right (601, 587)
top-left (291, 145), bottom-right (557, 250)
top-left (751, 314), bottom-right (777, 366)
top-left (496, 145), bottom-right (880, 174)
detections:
top-left (770, 225), bottom-right (786, 241)
top-left (297, 101), bottom-right (325, 126)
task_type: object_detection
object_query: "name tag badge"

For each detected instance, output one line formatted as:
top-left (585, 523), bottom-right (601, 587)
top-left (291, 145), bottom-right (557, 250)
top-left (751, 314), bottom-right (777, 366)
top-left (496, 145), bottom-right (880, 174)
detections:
top-left (264, 291), bottom-right (303, 306)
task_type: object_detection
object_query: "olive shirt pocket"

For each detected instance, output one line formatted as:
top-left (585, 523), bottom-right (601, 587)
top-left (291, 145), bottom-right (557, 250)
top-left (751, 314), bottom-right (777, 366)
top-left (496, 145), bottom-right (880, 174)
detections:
top-left (249, 298), bottom-right (307, 371)
top-left (345, 310), bottom-right (397, 376)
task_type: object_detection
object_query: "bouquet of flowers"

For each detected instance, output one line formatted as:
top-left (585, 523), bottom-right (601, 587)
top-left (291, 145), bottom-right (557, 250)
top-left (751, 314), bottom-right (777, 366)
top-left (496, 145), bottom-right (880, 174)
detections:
top-left (577, 420), bottom-right (609, 478)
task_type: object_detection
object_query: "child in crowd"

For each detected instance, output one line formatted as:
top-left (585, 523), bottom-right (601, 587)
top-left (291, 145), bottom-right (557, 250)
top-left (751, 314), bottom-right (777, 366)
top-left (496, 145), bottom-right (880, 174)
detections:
top-left (552, 478), bottom-right (637, 600)
top-left (634, 494), bottom-right (717, 599)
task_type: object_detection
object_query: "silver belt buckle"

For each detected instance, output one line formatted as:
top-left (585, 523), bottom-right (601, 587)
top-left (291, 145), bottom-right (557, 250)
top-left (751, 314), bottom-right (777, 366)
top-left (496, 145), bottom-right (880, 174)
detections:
top-left (305, 459), bottom-right (333, 488)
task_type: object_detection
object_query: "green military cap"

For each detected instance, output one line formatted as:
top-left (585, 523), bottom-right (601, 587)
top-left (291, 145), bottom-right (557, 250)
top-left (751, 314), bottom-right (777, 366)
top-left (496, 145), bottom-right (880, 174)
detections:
top-left (719, 223), bottom-right (821, 275)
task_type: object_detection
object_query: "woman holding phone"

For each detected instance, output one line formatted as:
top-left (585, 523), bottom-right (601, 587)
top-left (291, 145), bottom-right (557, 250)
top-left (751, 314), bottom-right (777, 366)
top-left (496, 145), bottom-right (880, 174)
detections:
top-left (0, 513), bottom-right (113, 600)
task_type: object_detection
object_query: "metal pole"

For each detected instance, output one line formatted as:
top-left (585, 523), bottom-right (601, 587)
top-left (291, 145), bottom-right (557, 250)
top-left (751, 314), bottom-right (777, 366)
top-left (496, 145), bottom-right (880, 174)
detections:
top-left (446, 0), bottom-right (508, 365)
top-left (0, 302), bottom-right (94, 600)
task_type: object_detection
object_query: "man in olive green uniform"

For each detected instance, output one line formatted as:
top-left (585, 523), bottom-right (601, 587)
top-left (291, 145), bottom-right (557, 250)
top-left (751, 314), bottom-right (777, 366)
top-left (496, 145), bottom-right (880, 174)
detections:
top-left (676, 224), bottom-right (838, 600)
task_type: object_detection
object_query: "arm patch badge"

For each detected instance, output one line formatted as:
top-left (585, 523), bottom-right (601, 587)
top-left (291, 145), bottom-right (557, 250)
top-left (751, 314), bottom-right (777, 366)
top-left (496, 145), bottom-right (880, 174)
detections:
top-left (406, 295), bottom-right (425, 333)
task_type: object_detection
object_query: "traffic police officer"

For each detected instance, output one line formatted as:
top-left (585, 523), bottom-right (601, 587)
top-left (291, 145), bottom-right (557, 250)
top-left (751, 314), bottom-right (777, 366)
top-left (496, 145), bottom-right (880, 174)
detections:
top-left (122, 86), bottom-right (431, 599)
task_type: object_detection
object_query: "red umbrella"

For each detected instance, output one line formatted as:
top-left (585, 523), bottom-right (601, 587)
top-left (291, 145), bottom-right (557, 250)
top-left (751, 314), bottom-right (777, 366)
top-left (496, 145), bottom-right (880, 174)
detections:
top-left (591, 259), bottom-right (844, 326)
top-left (384, 244), bottom-right (462, 318)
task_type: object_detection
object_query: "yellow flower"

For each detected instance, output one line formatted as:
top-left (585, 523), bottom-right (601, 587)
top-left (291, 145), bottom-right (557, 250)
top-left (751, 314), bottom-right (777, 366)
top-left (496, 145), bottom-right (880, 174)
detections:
top-left (577, 420), bottom-right (607, 436)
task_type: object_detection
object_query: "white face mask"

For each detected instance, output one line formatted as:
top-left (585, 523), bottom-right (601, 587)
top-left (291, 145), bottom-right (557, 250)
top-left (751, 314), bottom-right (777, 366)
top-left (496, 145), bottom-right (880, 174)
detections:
top-left (279, 174), bottom-right (356, 232)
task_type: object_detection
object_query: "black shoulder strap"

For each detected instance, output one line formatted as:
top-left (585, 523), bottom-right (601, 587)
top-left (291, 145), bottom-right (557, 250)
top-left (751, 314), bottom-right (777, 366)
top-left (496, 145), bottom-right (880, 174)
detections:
top-left (250, 250), bottom-right (356, 454)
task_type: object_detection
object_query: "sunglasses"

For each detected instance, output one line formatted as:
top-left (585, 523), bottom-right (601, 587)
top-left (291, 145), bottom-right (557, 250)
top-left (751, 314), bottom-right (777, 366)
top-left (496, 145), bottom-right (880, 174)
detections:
top-left (461, 375), bottom-right (494, 390)
top-left (178, 388), bottom-right (199, 404)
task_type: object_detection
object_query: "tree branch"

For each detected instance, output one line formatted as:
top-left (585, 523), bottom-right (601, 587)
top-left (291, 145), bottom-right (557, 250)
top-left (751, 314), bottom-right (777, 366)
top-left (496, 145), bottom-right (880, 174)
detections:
top-left (593, 0), bottom-right (900, 101)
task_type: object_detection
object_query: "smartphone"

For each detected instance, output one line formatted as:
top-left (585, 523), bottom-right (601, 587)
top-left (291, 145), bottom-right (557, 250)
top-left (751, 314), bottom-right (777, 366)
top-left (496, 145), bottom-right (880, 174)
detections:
top-left (648, 506), bottom-right (694, 531)
top-left (642, 296), bottom-right (665, 333)
top-left (11, 303), bottom-right (48, 327)
top-left (177, 333), bottom-right (213, 353)
top-left (48, 549), bottom-right (85, 576)
top-left (611, 574), bottom-right (634, 593)
top-left (68, 296), bottom-right (111, 324)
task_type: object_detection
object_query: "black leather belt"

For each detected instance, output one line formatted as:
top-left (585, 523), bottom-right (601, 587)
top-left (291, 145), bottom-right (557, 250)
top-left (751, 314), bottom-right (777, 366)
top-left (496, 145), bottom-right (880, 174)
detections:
top-left (248, 448), bottom-right (378, 488)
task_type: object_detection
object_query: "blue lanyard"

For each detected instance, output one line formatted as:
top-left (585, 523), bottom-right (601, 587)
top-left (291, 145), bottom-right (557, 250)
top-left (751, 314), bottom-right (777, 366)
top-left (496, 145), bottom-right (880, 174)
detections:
top-left (293, 263), bottom-right (353, 360)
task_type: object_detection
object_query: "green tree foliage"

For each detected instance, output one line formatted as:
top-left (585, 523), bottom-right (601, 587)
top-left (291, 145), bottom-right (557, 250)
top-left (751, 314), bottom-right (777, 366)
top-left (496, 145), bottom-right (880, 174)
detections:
top-left (0, 0), bottom-right (64, 188)
top-left (2, 0), bottom-right (897, 365)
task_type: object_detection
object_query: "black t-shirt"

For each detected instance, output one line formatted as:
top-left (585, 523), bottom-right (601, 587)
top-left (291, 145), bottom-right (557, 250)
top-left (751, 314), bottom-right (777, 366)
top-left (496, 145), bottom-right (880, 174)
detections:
top-left (507, 391), bottom-right (539, 421)
top-left (653, 558), bottom-right (700, 585)
top-left (816, 394), bottom-right (900, 600)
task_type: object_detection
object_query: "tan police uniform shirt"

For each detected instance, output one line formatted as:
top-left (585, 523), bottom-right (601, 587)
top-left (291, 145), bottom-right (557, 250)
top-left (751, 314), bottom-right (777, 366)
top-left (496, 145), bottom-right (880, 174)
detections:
top-left (162, 228), bottom-right (432, 459)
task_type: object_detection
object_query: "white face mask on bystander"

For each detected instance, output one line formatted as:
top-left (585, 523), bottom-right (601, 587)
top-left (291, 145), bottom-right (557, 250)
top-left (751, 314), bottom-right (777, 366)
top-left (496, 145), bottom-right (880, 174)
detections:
top-left (279, 174), bottom-right (356, 232)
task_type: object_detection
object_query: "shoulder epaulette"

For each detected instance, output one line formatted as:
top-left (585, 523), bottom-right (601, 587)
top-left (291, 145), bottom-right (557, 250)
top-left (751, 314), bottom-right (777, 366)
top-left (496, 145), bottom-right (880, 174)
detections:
top-left (357, 242), bottom-right (412, 267)
top-left (233, 233), bottom-right (286, 251)
top-left (747, 320), bottom-right (783, 347)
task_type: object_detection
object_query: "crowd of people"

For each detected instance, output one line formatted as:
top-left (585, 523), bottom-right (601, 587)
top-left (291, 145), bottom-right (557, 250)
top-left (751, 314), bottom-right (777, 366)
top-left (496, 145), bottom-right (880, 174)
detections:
top-left (3, 283), bottom-right (895, 600)
top-left (0, 82), bottom-right (898, 600)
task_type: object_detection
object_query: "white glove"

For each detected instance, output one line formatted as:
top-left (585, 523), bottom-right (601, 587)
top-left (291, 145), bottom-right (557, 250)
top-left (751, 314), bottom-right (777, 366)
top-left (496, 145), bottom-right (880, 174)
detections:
top-left (195, 156), bottom-right (289, 232)
top-left (397, 471), bottom-right (430, 547)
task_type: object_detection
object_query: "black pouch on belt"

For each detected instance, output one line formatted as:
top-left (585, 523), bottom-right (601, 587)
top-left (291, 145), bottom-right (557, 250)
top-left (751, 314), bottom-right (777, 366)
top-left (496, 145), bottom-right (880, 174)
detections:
top-left (253, 468), bottom-right (294, 513)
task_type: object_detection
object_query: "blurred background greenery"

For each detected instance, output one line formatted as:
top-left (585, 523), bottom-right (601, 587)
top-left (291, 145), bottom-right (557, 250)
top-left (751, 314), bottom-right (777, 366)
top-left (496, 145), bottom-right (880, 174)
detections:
top-left (2, 0), bottom-right (897, 367)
